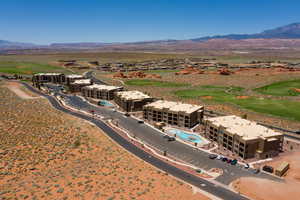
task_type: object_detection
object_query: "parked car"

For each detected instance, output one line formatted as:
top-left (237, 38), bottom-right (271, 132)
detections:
top-left (217, 155), bottom-right (223, 160)
top-left (137, 120), bottom-right (144, 124)
top-left (295, 130), bottom-right (300, 135)
top-left (227, 159), bottom-right (232, 163)
top-left (209, 154), bottom-right (218, 159)
top-left (163, 135), bottom-right (170, 139)
top-left (222, 157), bottom-right (228, 162)
top-left (124, 112), bottom-right (130, 117)
top-left (231, 159), bottom-right (238, 165)
top-left (244, 163), bottom-right (250, 169)
top-left (168, 137), bottom-right (176, 142)
top-left (262, 165), bottom-right (274, 173)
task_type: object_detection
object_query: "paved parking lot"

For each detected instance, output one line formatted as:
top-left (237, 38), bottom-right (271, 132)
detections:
top-left (45, 84), bottom-right (280, 185)
top-left (58, 93), bottom-right (281, 185)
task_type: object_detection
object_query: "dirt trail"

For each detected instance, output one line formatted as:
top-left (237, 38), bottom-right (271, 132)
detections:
top-left (4, 82), bottom-right (41, 99)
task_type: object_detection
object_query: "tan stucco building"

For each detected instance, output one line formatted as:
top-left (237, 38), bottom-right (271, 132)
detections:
top-left (69, 79), bottom-right (92, 92)
top-left (143, 100), bottom-right (204, 128)
top-left (65, 74), bottom-right (85, 85)
top-left (81, 84), bottom-right (123, 100)
top-left (114, 91), bottom-right (154, 112)
top-left (204, 115), bottom-right (283, 159)
top-left (32, 73), bottom-right (66, 86)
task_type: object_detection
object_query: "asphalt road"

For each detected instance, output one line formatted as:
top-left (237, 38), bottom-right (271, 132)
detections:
top-left (62, 92), bottom-right (279, 183)
top-left (21, 82), bottom-right (251, 200)
top-left (44, 83), bottom-right (280, 186)
top-left (84, 71), bottom-right (107, 85)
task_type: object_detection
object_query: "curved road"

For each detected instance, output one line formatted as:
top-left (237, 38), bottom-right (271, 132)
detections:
top-left (21, 82), bottom-right (249, 200)
top-left (84, 71), bottom-right (107, 85)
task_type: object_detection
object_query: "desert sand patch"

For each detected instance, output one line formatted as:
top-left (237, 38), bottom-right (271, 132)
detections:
top-left (0, 85), bottom-right (209, 200)
top-left (4, 81), bottom-right (41, 99)
top-left (232, 177), bottom-right (300, 200)
top-left (232, 151), bottom-right (300, 200)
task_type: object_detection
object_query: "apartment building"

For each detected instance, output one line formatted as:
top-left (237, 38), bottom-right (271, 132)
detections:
top-left (143, 100), bottom-right (204, 128)
top-left (81, 84), bottom-right (123, 100)
top-left (65, 74), bottom-right (85, 85)
top-left (114, 91), bottom-right (154, 112)
top-left (204, 115), bottom-right (283, 159)
top-left (32, 73), bottom-right (65, 86)
top-left (69, 79), bottom-right (92, 92)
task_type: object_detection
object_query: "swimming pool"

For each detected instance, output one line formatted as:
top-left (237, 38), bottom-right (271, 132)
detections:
top-left (98, 100), bottom-right (114, 107)
top-left (166, 128), bottom-right (207, 144)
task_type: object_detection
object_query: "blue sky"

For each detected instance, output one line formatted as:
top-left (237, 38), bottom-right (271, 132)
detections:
top-left (1, 0), bottom-right (299, 44)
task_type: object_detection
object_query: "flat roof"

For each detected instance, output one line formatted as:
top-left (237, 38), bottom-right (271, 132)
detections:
top-left (116, 90), bottom-right (151, 101)
top-left (206, 115), bottom-right (283, 140)
top-left (72, 79), bottom-right (91, 84)
top-left (276, 161), bottom-right (289, 171)
top-left (83, 84), bottom-right (122, 91)
top-left (144, 100), bottom-right (203, 114)
top-left (66, 74), bottom-right (83, 78)
top-left (35, 73), bottom-right (63, 76)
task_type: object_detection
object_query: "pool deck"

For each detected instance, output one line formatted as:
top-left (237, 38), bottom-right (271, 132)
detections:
top-left (99, 100), bottom-right (115, 107)
top-left (164, 127), bottom-right (210, 148)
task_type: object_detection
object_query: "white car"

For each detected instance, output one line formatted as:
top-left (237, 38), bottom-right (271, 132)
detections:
top-left (216, 155), bottom-right (223, 160)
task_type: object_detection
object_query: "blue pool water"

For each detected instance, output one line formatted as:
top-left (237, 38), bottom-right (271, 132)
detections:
top-left (98, 100), bottom-right (114, 107)
top-left (167, 129), bottom-right (203, 144)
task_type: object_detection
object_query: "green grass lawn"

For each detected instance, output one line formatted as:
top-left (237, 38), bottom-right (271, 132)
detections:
top-left (254, 79), bottom-right (300, 96)
top-left (0, 61), bottom-right (72, 75)
top-left (174, 85), bottom-right (300, 121)
top-left (125, 79), bottom-right (189, 87)
top-left (174, 85), bottom-right (244, 100)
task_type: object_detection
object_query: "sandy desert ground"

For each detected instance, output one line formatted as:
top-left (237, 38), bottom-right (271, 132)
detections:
top-left (232, 150), bottom-right (300, 200)
top-left (0, 81), bottom-right (209, 200)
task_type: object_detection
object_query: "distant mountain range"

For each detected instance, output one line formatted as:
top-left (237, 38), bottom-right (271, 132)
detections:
top-left (0, 40), bottom-right (37, 49)
top-left (191, 23), bottom-right (300, 41)
top-left (2, 23), bottom-right (300, 51)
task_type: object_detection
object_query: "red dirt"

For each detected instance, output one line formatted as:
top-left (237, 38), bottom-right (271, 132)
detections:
top-left (232, 177), bottom-right (300, 200)
top-left (218, 68), bottom-right (233, 75)
top-left (293, 88), bottom-right (300, 93)
top-left (232, 151), bottom-right (300, 200)
top-left (236, 96), bottom-right (250, 99)
top-left (113, 71), bottom-right (162, 79)
top-left (0, 84), bottom-right (210, 200)
top-left (113, 71), bottom-right (127, 78)
top-left (175, 66), bottom-right (204, 75)
top-left (201, 96), bottom-right (213, 100)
